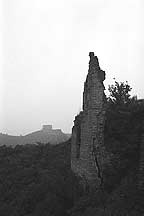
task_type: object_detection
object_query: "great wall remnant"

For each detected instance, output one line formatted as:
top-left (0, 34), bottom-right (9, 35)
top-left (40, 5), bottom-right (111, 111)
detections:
top-left (71, 52), bottom-right (106, 190)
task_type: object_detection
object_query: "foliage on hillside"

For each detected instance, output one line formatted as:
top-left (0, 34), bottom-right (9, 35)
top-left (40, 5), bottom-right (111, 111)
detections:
top-left (103, 80), bottom-right (144, 191)
top-left (69, 184), bottom-right (144, 216)
top-left (69, 81), bottom-right (144, 216)
top-left (0, 140), bottom-right (76, 216)
top-left (0, 80), bottom-right (143, 216)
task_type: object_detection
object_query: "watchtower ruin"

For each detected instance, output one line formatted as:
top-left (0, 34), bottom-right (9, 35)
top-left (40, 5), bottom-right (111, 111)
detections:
top-left (71, 52), bottom-right (106, 190)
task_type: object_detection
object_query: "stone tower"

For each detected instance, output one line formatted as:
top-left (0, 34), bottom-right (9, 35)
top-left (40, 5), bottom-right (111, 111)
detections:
top-left (71, 52), bottom-right (106, 190)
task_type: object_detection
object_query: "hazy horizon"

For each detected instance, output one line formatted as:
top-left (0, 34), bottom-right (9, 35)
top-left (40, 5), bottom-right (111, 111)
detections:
top-left (0, 0), bottom-right (144, 135)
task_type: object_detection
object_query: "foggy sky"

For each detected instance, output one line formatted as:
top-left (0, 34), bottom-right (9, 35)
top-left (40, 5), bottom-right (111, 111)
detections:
top-left (0, 0), bottom-right (144, 135)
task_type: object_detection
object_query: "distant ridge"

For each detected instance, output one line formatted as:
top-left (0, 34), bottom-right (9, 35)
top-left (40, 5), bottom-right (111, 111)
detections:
top-left (0, 125), bottom-right (71, 146)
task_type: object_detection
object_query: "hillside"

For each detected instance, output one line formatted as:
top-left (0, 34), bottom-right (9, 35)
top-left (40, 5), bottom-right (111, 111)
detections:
top-left (69, 98), bottom-right (144, 216)
top-left (0, 125), bottom-right (71, 147)
top-left (0, 102), bottom-right (144, 216)
top-left (0, 140), bottom-right (74, 216)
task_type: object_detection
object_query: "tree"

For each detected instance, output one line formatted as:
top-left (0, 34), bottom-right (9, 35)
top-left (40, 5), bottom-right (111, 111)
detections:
top-left (108, 80), bottom-right (132, 106)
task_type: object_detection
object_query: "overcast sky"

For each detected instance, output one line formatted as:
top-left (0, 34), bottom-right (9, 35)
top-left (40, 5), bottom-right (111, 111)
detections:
top-left (0, 0), bottom-right (143, 135)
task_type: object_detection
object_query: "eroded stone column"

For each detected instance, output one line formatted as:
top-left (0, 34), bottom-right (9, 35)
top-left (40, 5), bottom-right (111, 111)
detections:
top-left (71, 52), bottom-right (106, 191)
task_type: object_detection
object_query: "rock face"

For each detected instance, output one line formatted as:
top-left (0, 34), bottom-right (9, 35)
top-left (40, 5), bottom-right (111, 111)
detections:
top-left (71, 52), bottom-right (106, 191)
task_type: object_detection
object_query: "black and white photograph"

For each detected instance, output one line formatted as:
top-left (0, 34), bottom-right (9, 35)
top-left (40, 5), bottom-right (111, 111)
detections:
top-left (0, 0), bottom-right (144, 215)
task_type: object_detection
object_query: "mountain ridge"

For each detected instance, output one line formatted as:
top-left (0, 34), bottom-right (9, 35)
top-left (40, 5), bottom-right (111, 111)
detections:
top-left (0, 125), bottom-right (71, 146)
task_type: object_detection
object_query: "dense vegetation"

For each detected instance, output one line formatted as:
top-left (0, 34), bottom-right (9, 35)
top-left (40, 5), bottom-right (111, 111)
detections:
top-left (103, 81), bottom-right (144, 192)
top-left (0, 81), bottom-right (143, 216)
top-left (0, 141), bottom-right (76, 216)
top-left (69, 81), bottom-right (144, 215)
